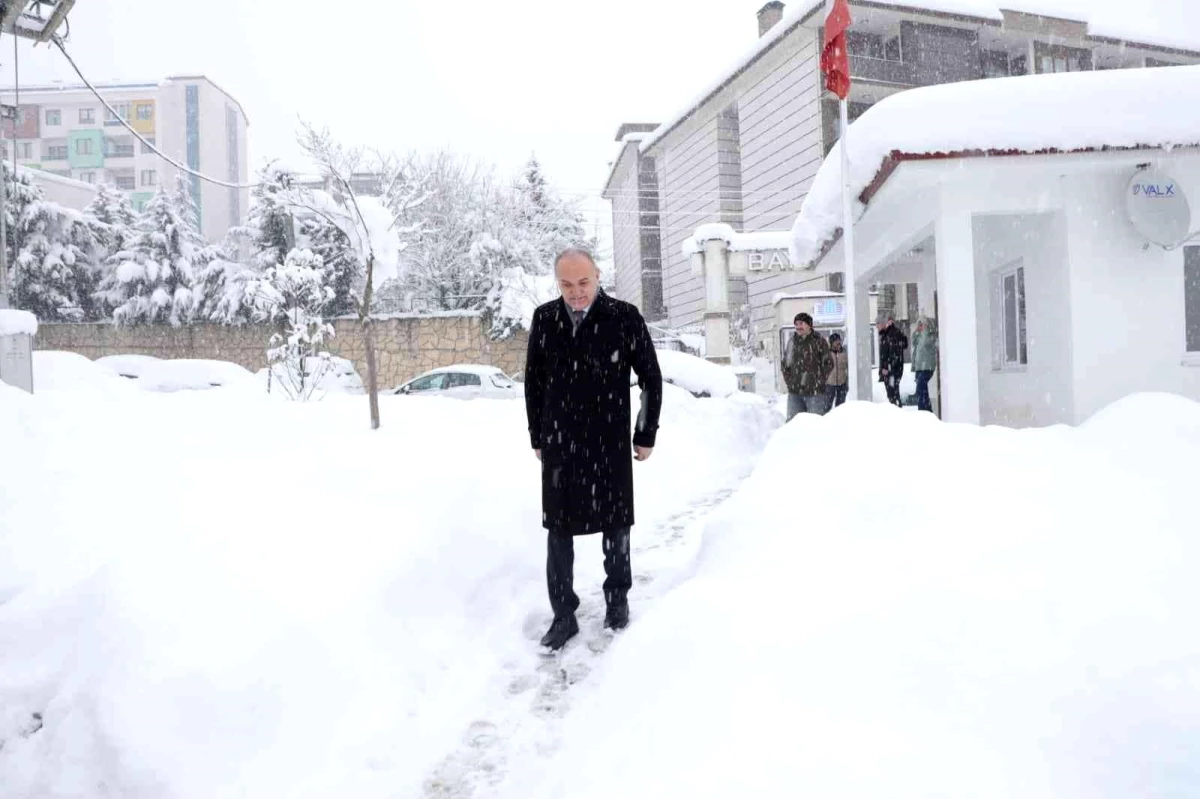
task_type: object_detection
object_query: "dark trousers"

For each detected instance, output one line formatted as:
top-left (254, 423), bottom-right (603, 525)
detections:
top-left (915, 370), bottom-right (934, 412)
top-left (825, 383), bottom-right (848, 409)
top-left (547, 527), bottom-right (631, 620)
top-left (882, 370), bottom-right (903, 407)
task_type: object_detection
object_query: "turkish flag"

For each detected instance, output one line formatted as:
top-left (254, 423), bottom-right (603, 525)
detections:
top-left (820, 0), bottom-right (852, 100)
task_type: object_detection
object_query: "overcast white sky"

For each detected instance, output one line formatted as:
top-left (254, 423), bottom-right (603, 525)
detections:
top-left (4, 0), bottom-right (786, 246)
top-left (5, 0), bottom-right (1199, 251)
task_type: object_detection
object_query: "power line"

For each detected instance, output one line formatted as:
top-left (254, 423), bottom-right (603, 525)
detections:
top-left (49, 34), bottom-right (260, 190)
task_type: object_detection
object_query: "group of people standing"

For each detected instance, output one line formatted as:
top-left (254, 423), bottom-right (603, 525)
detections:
top-left (781, 310), bottom-right (939, 421)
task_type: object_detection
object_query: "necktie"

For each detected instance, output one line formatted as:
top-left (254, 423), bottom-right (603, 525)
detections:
top-left (571, 310), bottom-right (585, 331)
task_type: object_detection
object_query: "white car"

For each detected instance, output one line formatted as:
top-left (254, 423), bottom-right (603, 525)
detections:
top-left (391, 365), bottom-right (519, 399)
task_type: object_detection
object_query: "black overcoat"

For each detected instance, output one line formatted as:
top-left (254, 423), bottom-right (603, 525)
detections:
top-left (524, 291), bottom-right (663, 536)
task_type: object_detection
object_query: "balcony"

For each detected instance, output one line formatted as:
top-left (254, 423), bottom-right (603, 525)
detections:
top-left (850, 55), bottom-right (916, 86)
top-left (105, 144), bottom-right (136, 159)
top-left (44, 147), bottom-right (69, 161)
top-left (113, 176), bottom-right (135, 190)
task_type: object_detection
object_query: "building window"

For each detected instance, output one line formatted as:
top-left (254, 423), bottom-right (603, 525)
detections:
top-left (79, 108), bottom-right (95, 124)
top-left (141, 169), bottom-right (157, 187)
top-left (45, 108), bottom-right (61, 126)
top-left (114, 175), bottom-right (135, 190)
top-left (18, 142), bottom-right (31, 159)
top-left (45, 144), bottom-right (68, 160)
top-left (142, 136), bottom-right (156, 154)
top-left (105, 103), bottom-right (131, 124)
top-left (136, 103), bottom-right (153, 121)
top-left (847, 31), bottom-right (885, 59)
top-left (75, 138), bottom-right (93, 155)
top-left (991, 261), bottom-right (1028, 370)
top-left (1035, 43), bottom-right (1091, 74)
top-left (1186, 247), bottom-right (1200, 353)
top-left (81, 172), bottom-right (96, 184)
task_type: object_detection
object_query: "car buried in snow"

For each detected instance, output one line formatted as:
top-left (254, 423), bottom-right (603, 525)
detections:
top-left (390, 364), bottom-right (520, 400)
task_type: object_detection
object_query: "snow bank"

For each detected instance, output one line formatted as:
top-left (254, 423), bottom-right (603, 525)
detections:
top-left (255, 356), bottom-right (364, 395)
top-left (655, 349), bottom-right (739, 398)
top-left (136, 359), bottom-right (256, 392)
top-left (95, 354), bottom-right (163, 379)
top-left (524, 394), bottom-right (1200, 799)
top-left (0, 371), bottom-right (778, 798)
top-left (0, 309), bottom-right (38, 336)
top-left (31, 351), bottom-right (138, 394)
top-left (790, 65), bottom-right (1200, 268)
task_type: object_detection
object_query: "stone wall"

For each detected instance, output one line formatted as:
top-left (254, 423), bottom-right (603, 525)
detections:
top-left (34, 313), bottom-right (530, 389)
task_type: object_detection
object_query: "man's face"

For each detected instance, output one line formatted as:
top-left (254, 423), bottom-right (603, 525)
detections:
top-left (557, 253), bottom-right (600, 311)
top-left (795, 320), bottom-right (812, 336)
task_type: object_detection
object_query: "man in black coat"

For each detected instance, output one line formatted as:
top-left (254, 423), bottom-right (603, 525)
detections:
top-left (877, 312), bottom-right (909, 407)
top-left (524, 248), bottom-right (663, 651)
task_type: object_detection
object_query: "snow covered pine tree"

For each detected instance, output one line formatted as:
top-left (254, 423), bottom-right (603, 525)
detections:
top-left (4, 163), bottom-right (101, 321)
top-left (100, 175), bottom-right (206, 327)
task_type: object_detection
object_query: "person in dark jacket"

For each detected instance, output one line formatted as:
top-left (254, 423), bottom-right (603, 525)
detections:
top-left (524, 248), bottom-right (663, 651)
top-left (781, 312), bottom-right (834, 420)
top-left (877, 312), bottom-right (908, 407)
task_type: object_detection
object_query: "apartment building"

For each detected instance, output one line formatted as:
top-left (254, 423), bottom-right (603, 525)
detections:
top-left (0, 75), bottom-right (249, 242)
top-left (603, 0), bottom-right (1200, 345)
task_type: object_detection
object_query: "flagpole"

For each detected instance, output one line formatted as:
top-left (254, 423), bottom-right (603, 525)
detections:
top-left (839, 98), bottom-right (859, 402)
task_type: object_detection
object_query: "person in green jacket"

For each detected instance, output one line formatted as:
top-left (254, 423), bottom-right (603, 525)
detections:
top-left (911, 315), bottom-right (938, 413)
top-left (782, 313), bottom-right (835, 420)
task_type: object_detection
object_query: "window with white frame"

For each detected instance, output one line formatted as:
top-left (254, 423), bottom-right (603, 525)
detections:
top-left (136, 103), bottom-right (153, 121)
top-left (76, 138), bottom-right (92, 155)
top-left (81, 172), bottom-right (96, 184)
top-left (141, 169), bottom-right (157, 187)
top-left (991, 260), bottom-right (1028, 370)
top-left (18, 142), bottom-right (31, 159)
top-left (45, 108), bottom-right (61, 126)
top-left (79, 108), bottom-right (95, 124)
top-left (1185, 246), bottom-right (1200, 353)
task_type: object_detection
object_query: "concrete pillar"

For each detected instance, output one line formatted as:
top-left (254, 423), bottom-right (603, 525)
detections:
top-left (934, 207), bottom-right (980, 424)
top-left (703, 238), bottom-right (732, 364)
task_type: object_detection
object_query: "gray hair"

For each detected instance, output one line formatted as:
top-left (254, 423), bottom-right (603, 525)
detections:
top-left (554, 247), bottom-right (598, 272)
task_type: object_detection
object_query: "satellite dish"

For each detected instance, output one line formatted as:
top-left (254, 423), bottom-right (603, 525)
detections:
top-left (1126, 168), bottom-right (1192, 248)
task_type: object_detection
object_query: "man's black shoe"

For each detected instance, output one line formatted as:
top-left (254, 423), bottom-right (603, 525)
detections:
top-left (539, 615), bottom-right (579, 651)
top-left (604, 603), bottom-right (629, 631)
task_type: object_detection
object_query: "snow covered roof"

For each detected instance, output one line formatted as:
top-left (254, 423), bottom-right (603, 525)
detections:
top-left (789, 64), bottom-right (1200, 269)
top-left (1, 75), bottom-right (250, 125)
top-left (681, 223), bottom-right (792, 256)
top-left (636, 0), bottom-right (1200, 156)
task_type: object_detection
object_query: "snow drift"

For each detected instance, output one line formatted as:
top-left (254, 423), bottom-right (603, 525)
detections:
top-left (0, 374), bottom-right (777, 798)
top-left (521, 394), bottom-right (1200, 799)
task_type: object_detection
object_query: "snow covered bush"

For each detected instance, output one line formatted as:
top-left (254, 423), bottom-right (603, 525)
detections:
top-left (99, 175), bottom-right (205, 327)
top-left (246, 248), bottom-right (336, 401)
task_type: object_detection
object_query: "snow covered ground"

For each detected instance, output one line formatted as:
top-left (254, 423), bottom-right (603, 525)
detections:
top-left (0, 356), bottom-right (777, 798)
top-left (4, 351), bottom-right (1198, 799)
top-left (513, 394), bottom-right (1200, 799)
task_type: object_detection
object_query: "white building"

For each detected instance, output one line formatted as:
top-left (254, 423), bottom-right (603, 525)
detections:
top-left (788, 65), bottom-right (1200, 427)
top-left (16, 165), bottom-right (97, 211)
top-left (604, 0), bottom-right (1200, 360)
top-left (0, 75), bottom-right (249, 242)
